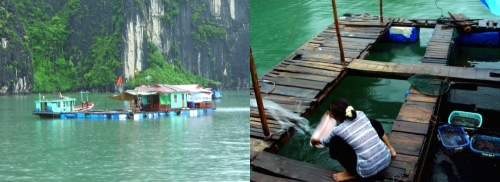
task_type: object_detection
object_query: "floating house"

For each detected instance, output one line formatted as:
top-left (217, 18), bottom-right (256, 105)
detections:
top-left (173, 84), bottom-right (214, 109)
top-left (108, 84), bottom-right (188, 111)
top-left (106, 84), bottom-right (216, 119)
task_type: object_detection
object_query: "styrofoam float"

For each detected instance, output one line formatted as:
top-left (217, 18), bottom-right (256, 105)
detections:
top-left (310, 112), bottom-right (337, 148)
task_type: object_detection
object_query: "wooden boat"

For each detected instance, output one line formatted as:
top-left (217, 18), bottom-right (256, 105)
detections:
top-left (33, 91), bottom-right (94, 118)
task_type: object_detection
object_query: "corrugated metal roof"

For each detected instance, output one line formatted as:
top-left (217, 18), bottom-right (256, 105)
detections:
top-left (130, 84), bottom-right (189, 94)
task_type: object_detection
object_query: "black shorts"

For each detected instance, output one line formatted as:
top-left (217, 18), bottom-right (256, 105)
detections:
top-left (328, 119), bottom-right (385, 175)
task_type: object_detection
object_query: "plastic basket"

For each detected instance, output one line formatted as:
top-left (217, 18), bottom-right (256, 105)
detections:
top-left (437, 124), bottom-right (470, 154)
top-left (448, 111), bottom-right (483, 128)
top-left (470, 134), bottom-right (500, 158)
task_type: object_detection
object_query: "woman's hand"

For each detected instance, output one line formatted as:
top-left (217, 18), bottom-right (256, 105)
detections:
top-left (310, 138), bottom-right (321, 146)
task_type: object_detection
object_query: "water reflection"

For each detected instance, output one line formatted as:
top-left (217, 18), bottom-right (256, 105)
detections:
top-left (0, 91), bottom-right (249, 181)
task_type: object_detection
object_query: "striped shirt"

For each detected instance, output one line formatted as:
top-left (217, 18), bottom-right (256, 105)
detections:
top-left (320, 111), bottom-right (391, 178)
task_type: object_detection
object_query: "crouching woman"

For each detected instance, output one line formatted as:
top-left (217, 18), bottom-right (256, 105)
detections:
top-left (311, 98), bottom-right (396, 181)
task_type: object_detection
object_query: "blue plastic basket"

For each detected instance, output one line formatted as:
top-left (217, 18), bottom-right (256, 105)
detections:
top-left (437, 124), bottom-right (470, 154)
top-left (448, 111), bottom-right (483, 128)
top-left (470, 134), bottom-right (500, 158)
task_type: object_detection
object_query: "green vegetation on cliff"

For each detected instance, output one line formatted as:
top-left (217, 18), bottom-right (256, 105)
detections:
top-left (10, 0), bottom-right (220, 93)
top-left (125, 42), bottom-right (219, 88)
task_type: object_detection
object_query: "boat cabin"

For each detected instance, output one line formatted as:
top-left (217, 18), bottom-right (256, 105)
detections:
top-left (35, 97), bottom-right (76, 112)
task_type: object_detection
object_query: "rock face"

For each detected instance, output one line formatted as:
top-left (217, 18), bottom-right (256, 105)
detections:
top-left (121, 0), bottom-right (250, 90)
top-left (0, 0), bottom-right (33, 95)
top-left (0, 0), bottom-right (249, 94)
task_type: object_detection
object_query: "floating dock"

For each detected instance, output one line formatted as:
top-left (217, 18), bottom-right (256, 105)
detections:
top-left (251, 13), bottom-right (500, 181)
top-left (33, 108), bottom-right (216, 120)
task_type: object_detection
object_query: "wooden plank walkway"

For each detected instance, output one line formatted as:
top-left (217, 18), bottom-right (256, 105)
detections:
top-left (391, 18), bottom-right (438, 28)
top-left (379, 87), bottom-right (438, 181)
top-left (347, 59), bottom-right (500, 84)
top-left (422, 24), bottom-right (454, 65)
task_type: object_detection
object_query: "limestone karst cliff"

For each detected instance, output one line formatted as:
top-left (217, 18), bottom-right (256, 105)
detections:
top-left (0, 0), bottom-right (33, 94)
top-left (0, 0), bottom-right (249, 94)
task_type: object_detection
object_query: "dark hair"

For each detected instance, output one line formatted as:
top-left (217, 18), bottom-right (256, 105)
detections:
top-left (328, 98), bottom-right (357, 122)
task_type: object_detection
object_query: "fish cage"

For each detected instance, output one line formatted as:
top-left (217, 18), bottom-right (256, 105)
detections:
top-left (419, 82), bottom-right (500, 181)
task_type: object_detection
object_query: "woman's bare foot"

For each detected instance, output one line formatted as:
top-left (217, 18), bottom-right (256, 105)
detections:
top-left (389, 146), bottom-right (397, 158)
top-left (333, 171), bottom-right (357, 181)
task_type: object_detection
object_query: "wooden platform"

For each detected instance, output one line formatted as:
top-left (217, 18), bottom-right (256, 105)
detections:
top-left (347, 59), bottom-right (500, 84)
top-left (421, 24), bottom-right (454, 64)
top-left (251, 18), bottom-right (390, 118)
top-left (379, 87), bottom-right (437, 181)
top-left (250, 88), bottom-right (436, 182)
top-left (251, 13), bottom-right (500, 182)
top-left (391, 18), bottom-right (438, 28)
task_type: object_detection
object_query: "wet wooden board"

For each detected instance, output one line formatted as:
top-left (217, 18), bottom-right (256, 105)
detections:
top-left (283, 60), bottom-right (345, 72)
top-left (389, 131), bottom-right (425, 156)
top-left (258, 83), bottom-right (320, 99)
top-left (249, 97), bottom-right (314, 113)
top-left (251, 151), bottom-right (336, 182)
top-left (301, 56), bottom-right (353, 65)
top-left (405, 92), bottom-right (437, 103)
top-left (251, 170), bottom-right (302, 182)
top-left (261, 76), bottom-right (328, 91)
top-left (250, 130), bottom-right (282, 140)
top-left (268, 71), bottom-right (337, 83)
top-left (311, 36), bottom-right (377, 44)
top-left (392, 120), bottom-right (430, 135)
top-left (381, 153), bottom-right (419, 181)
top-left (250, 91), bottom-right (317, 103)
top-left (273, 65), bottom-right (340, 77)
top-left (346, 60), bottom-right (500, 83)
top-left (396, 100), bottom-right (434, 124)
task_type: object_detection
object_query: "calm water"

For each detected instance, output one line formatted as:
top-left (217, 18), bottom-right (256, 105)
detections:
top-left (0, 91), bottom-right (249, 181)
top-left (251, 0), bottom-right (500, 178)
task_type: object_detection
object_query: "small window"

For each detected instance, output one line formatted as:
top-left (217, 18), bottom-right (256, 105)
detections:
top-left (174, 95), bottom-right (177, 102)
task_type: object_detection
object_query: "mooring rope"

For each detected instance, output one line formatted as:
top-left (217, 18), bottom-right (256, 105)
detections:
top-left (392, 174), bottom-right (401, 182)
top-left (435, 0), bottom-right (444, 18)
top-left (93, 94), bottom-right (107, 108)
top-left (258, 79), bottom-right (276, 94)
top-left (276, 0), bottom-right (307, 63)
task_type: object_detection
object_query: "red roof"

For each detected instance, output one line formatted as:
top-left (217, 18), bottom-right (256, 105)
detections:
top-left (172, 84), bottom-right (212, 94)
top-left (131, 84), bottom-right (189, 94)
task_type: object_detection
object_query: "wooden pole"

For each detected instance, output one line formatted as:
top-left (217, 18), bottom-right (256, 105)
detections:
top-left (105, 87), bottom-right (108, 111)
top-left (250, 47), bottom-right (270, 138)
top-left (331, 0), bottom-right (345, 64)
top-left (380, 0), bottom-right (383, 23)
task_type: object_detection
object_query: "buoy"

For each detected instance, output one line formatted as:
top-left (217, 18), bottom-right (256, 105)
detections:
top-left (464, 25), bottom-right (471, 33)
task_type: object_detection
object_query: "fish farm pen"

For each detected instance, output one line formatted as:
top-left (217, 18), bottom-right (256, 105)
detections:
top-left (250, 11), bottom-right (500, 182)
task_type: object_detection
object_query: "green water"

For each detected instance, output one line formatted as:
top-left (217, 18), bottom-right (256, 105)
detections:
top-left (251, 0), bottom-right (500, 176)
top-left (0, 91), bottom-right (249, 181)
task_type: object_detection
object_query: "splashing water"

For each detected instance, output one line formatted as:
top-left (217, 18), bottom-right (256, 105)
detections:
top-left (250, 98), bottom-right (312, 136)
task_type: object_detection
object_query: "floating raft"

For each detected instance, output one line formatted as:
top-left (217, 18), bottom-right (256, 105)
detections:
top-left (250, 13), bottom-right (500, 182)
top-left (33, 108), bottom-right (215, 120)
